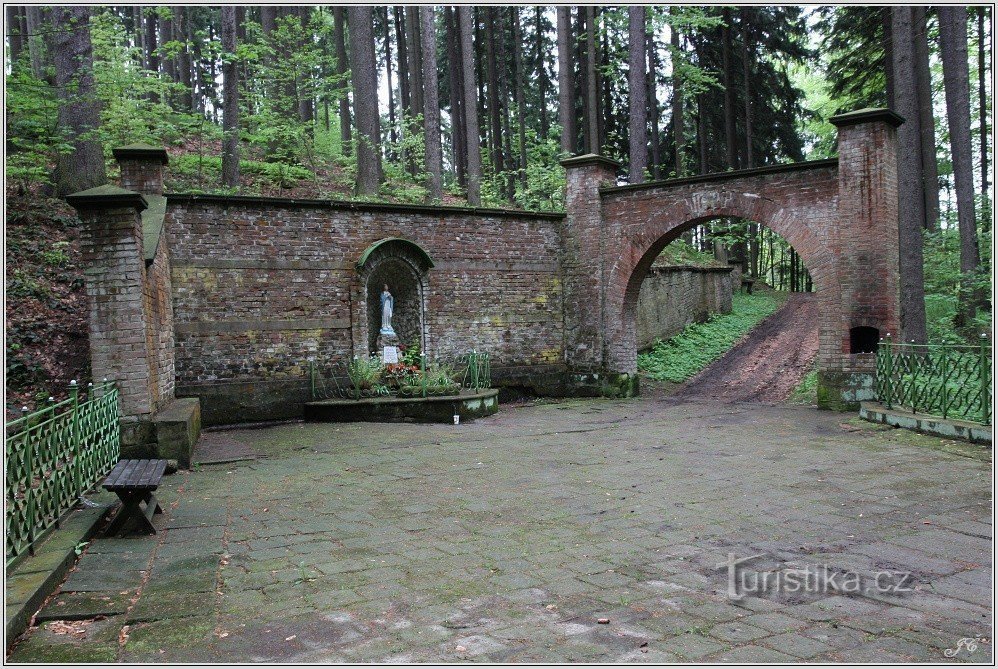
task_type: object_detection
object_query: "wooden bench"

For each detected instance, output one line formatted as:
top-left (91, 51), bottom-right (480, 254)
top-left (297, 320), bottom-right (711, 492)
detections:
top-left (102, 459), bottom-right (167, 535)
top-left (741, 277), bottom-right (755, 294)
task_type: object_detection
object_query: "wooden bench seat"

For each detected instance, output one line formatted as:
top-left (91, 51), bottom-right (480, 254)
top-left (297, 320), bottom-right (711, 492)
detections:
top-left (102, 459), bottom-right (167, 535)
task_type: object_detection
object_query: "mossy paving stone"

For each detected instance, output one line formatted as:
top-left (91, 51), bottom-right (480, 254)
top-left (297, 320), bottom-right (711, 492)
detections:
top-left (119, 618), bottom-right (218, 663)
top-left (126, 587), bottom-right (218, 623)
top-left (60, 568), bottom-right (146, 593)
top-left (35, 590), bottom-right (134, 622)
top-left (8, 617), bottom-right (124, 663)
top-left (151, 553), bottom-right (221, 573)
top-left (212, 613), bottom-right (369, 662)
top-left (139, 569), bottom-right (219, 597)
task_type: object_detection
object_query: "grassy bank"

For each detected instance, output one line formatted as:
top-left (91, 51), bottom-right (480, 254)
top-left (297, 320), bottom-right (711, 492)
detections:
top-left (637, 290), bottom-right (787, 383)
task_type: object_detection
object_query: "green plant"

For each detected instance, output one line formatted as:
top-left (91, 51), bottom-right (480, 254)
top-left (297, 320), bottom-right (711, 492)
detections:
top-left (638, 292), bottom-right (785, 383)
top-left (346, 355), bottom-right (383, 391)
top-left (74, 541), bottom-right (89, 556)
top-left (400, 338), bottom-right (422, 367)
top-left (40, 242), bottom-right (71, 267)
top-left (789, 368), bottom-right (819, 405)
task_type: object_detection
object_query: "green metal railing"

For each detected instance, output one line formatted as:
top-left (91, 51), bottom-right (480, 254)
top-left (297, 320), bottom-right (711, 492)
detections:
top-left (5, 380), bottom-right (120, 565)
top-left (309, 351), bottom-right (492, 401)
top-left (458, 351), bottom-right (492, 391)
top-left (876, 336), bottom-right (992, 425)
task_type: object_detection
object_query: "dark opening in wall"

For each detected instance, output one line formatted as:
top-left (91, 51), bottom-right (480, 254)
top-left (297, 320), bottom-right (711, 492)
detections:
top-left (850, 326), bottom-right (880, 354)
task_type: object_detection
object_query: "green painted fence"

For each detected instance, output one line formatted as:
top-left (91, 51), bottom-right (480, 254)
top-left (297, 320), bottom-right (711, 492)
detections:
top-left (5, 380), bottom-right (120, 566)
top-left (876, 337), bottom-right (992, 425)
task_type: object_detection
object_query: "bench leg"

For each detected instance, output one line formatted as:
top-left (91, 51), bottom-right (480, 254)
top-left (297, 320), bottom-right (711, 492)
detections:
top-left (106, 491), bottom-right (158, 535)
top-left (143, 492), bottom-right (164, 515)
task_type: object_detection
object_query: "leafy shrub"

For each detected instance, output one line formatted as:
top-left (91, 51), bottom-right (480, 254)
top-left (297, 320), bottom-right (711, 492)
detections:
top-left (346, 356), bottom-right (383, 391)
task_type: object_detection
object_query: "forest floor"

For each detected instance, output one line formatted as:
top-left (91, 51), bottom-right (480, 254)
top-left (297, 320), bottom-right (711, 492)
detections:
top-left (670, 293), bottom-right (819, 404)
top-left (5, 190), bottom-right (90, 417)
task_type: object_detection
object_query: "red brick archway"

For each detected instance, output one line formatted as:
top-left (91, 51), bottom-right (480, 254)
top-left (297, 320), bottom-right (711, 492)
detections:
top-left (602, 165), bottom-right (839, 381)
top-left (561, 109), bottom-right (903, 408)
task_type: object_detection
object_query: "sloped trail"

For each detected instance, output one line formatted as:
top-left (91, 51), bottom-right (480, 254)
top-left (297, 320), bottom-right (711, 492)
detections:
top-left (670, 292), bottom-right (819, 404)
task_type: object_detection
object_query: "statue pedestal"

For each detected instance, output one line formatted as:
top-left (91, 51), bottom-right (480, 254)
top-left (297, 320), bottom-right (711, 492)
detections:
top-left (378, 332), bottom-right (400, 364)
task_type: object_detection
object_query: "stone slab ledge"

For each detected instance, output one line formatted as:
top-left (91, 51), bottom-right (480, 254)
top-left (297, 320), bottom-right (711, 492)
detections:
top-left (859, 401), bottom-right (992, 445)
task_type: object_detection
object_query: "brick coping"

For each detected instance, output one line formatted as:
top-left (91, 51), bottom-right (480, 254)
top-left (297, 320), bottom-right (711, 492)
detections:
top-left (164, 193), bottom-right (566, 221)
top-left (600, 158), bottom-right (839, 195)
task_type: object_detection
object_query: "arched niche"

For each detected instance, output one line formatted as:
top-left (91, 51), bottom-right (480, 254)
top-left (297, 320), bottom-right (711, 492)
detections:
top-left (356, 238), bottom-right (434, 355)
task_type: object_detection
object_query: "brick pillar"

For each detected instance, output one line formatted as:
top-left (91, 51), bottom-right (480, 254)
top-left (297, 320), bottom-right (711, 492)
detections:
top-left (112, 144), bottom-right (168, 195)
top-left (821, 108), bottom-right (903, 408)
top-left (67, 186), bottom-right (154, 418)
top-left (561, 154), bottom-right (633, 394)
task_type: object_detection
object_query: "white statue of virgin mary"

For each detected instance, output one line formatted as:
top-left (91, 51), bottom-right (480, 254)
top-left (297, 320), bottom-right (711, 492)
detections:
top-left (379, 285), bottom-right (396, 336)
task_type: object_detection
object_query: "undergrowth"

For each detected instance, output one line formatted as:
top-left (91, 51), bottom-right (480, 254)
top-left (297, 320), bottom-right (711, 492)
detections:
top-left (637, 291), bottom-right (786, 383)
top-left (788, 368), bottom-right (819, 405)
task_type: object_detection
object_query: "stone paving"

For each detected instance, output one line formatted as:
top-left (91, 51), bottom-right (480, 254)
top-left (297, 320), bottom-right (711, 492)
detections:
top-left (7, 397), bottom-right (993, 663)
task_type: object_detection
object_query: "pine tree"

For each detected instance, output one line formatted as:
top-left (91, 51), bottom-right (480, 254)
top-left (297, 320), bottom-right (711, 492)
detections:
top-left (51, 6), bottom-right (107, 196)
top-left (627, 6), bottom-right (647, 183)
top-left (220, 6), bottom-right (239, 188)
top-left (420, 6), bottom-right (442, 201)
top-left (939, 6), bottom-right (984, 322)
top-left (348, 6), bottom-right (382, 194)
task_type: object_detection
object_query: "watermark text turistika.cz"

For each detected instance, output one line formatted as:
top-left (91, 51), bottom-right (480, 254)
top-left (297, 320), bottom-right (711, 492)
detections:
top-left (717, 553), bottom-right (916, 600)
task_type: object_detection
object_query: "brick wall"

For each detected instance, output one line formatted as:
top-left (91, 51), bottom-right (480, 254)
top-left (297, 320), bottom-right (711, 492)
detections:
top-left (635, 266), bottom-right (734, 350)
top-left (76, 201), bottom-right (154, 416)
top-left (75, 112), bottom-right (900, 423)
top-left (164, 198), bottom-right (565, 415)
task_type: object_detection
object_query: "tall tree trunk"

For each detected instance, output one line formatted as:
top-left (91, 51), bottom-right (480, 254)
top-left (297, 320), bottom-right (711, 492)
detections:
top-left (535, 7), bottom-right (549, 141)
top-left (160, 8), bottom-right (177, 86)
top-left (296, 8), bottom-right (315, 127)
top-left (406, 6), bottom-right (423, 124)
top-left (556, 7), bottom-right (574, 154)
top-left (883, 9), bottom-right (895, 107)
top-left (485, 8), bottom-right (503, 178)
top-left (135, 6), bottom-right (147, 69)
top-left (333, 7), bottom-right (352, 156)
top-left (627, 6), bottom-right (647, 183)
top-left (348, 7), bottom-right (382, 195)
top-left (7, 7), bottom-right (25, 66)
top-left (598, 9), bottom-right (609, 151)
top-left (979, 7), bottom-right (990, 224)
top-left (457, 7), bottom-right (482, 205)
top-left (221, 7), bottom-right (239, 188)
top-left (741, 8), bottom-right (754, 169)
top-left (648, 23), bottom-right (661, 179)
top-left (420, 6), bottom-right (443, 201)
top-left (445, 7), bottom-right (465, 185)
top-left (383, 7), bottom-right (398, 147)
top-left (51, 6), bottom-right (106, 196)
top-left (175, 6), bottom-right (193, 112)
top-left (512, 8), bottom-right (528, 193)
top-left (721, 9), bottom-right (737, 169)
top-left (913, 6), bottom-right (940, 230)
top-left (697, 93), bottom-right (708, 175)
top-left (394, 6), bottom-right (410, 124)
top-left (24, 6), bottom-right (45, 80)
top-left (498, 10), bottom-right (515, 199)
top-left (891, 7), bottom-right (928, 344)
top-left (146, 9), bottom-right (159, 103)
top-left (939, 6), bottom-right (985, 321)
top-left (584, 7), bottom-right (599, 153)
top-left (670, 13), bottom-right (683, 177)
top-left (406, 6), bottom-right (423, 177)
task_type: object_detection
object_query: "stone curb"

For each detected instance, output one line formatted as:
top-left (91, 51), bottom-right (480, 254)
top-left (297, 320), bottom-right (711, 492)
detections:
top-left (859, 401), bottom-right (993, 445)
top-left (5, 493), bottom-right (116, 649)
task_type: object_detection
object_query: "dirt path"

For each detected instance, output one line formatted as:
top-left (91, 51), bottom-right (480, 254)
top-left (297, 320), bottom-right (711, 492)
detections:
top-left (670, 293), bottom-right (819, 404)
